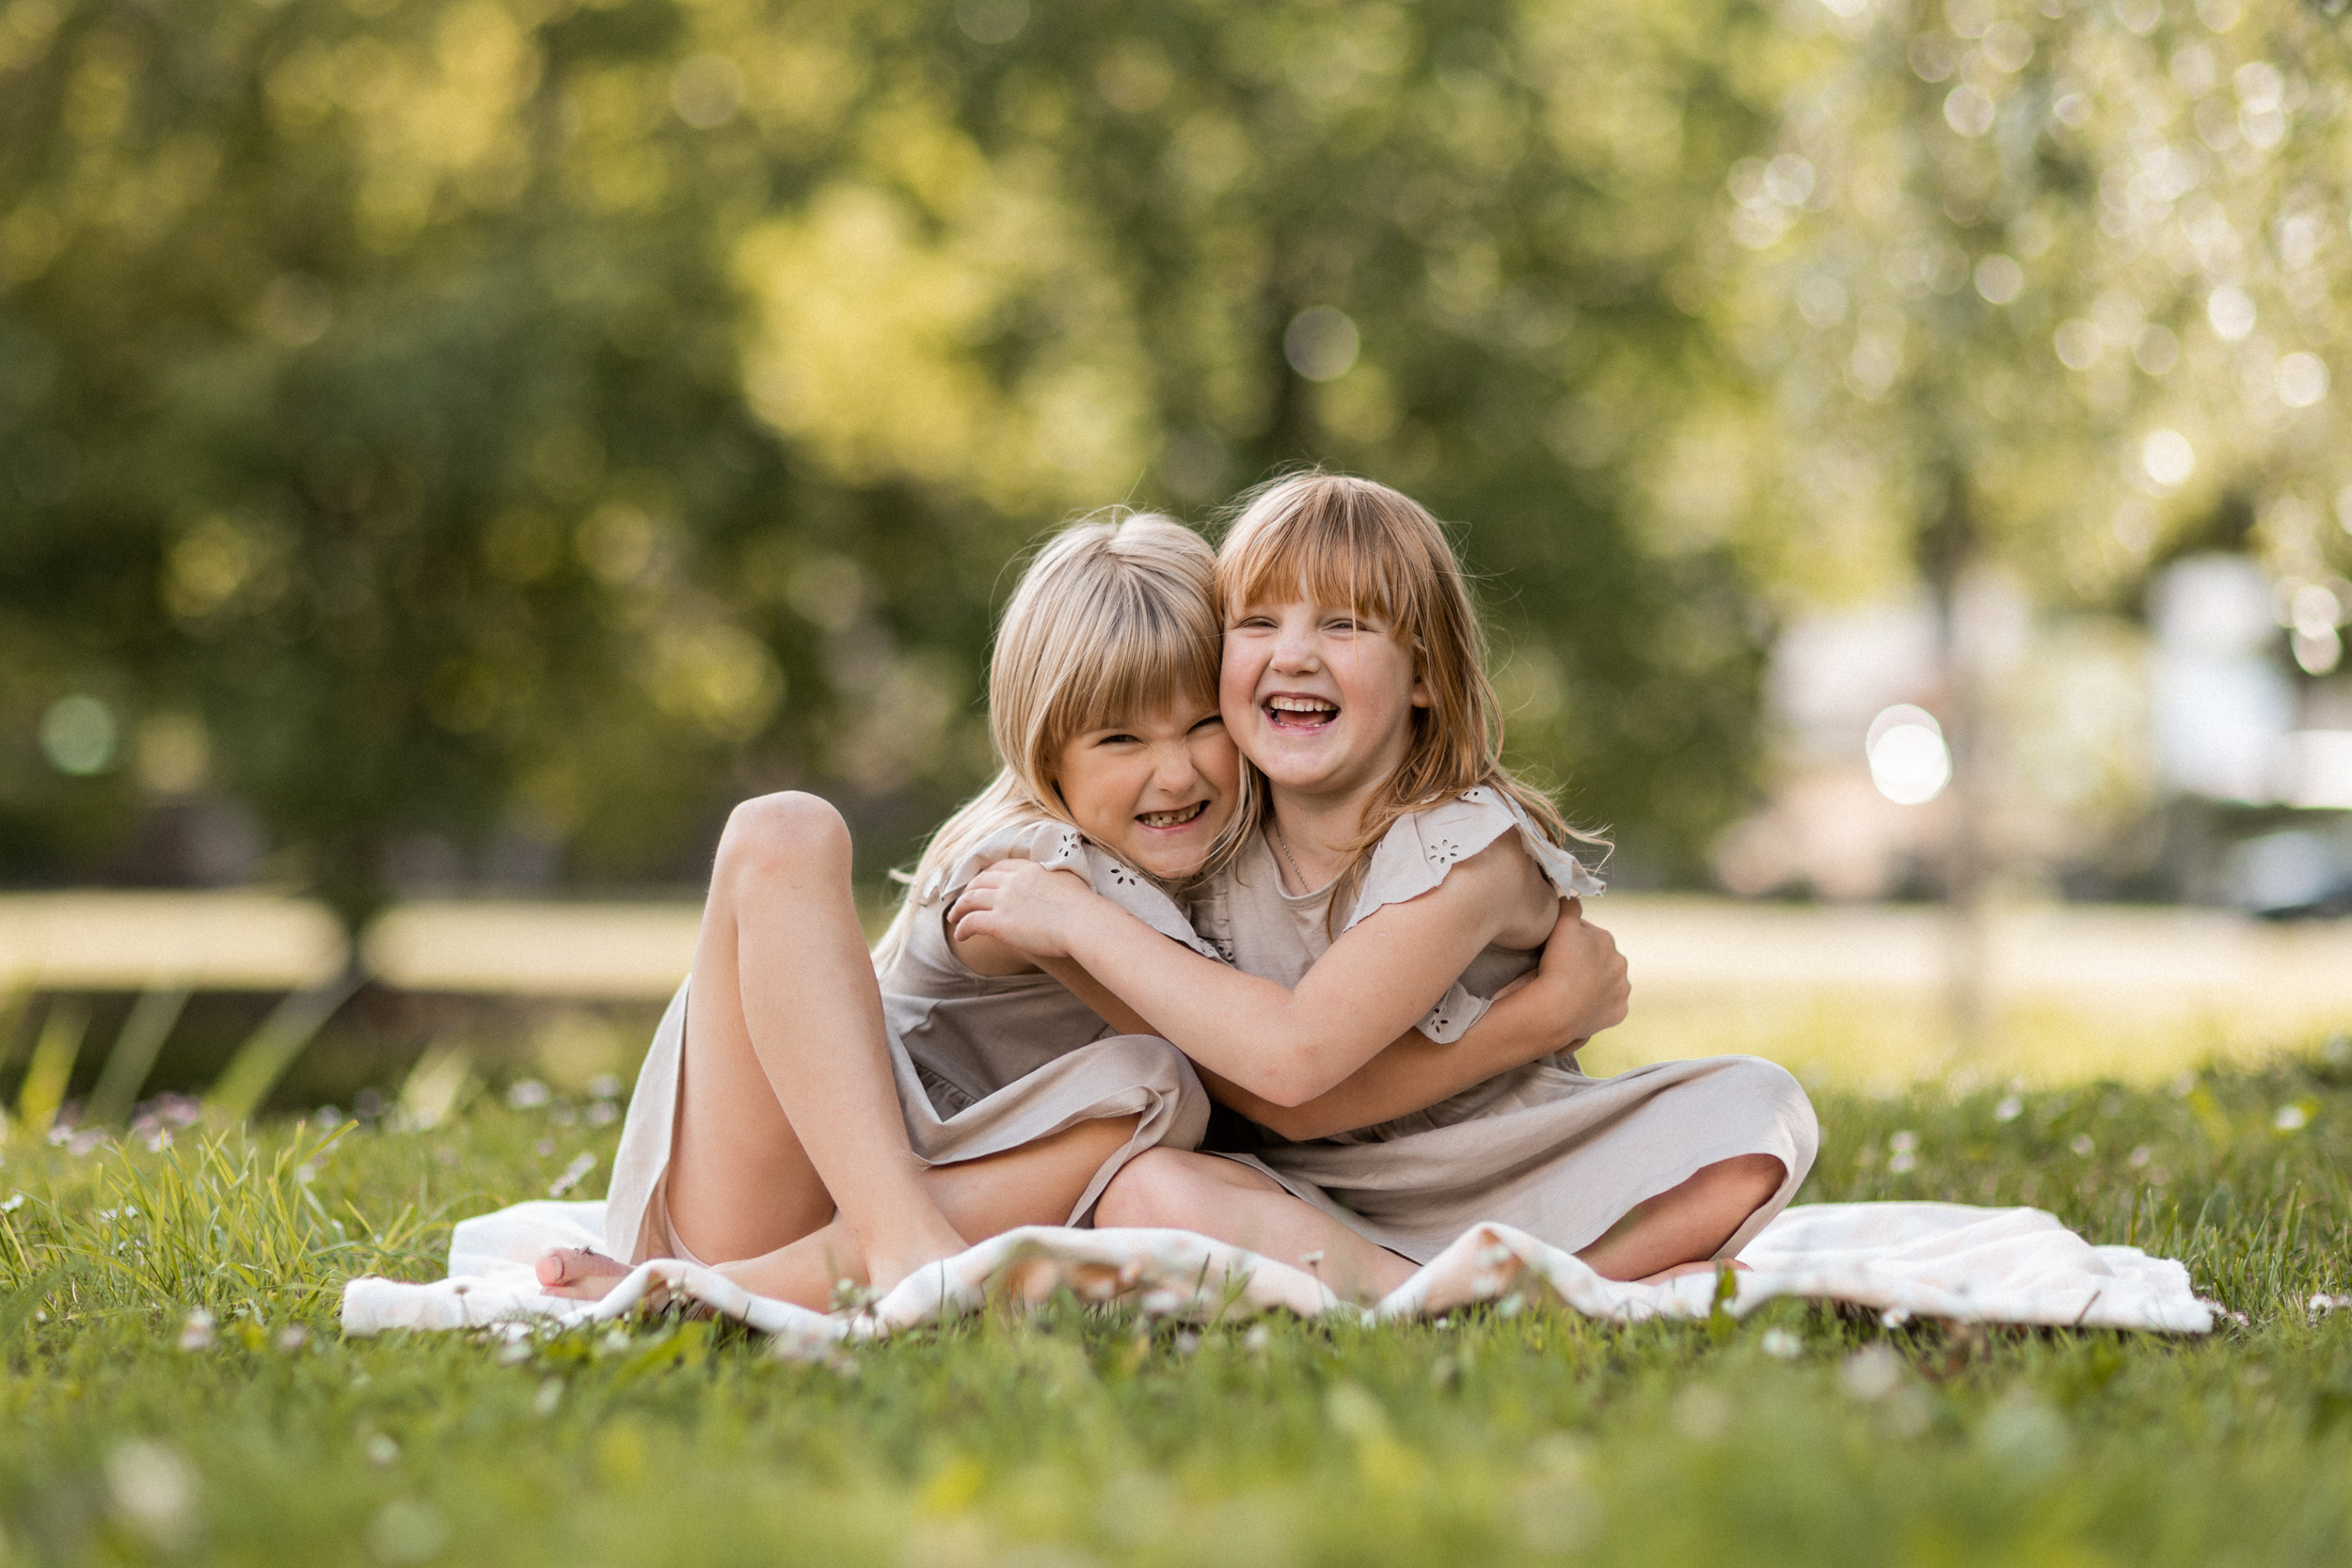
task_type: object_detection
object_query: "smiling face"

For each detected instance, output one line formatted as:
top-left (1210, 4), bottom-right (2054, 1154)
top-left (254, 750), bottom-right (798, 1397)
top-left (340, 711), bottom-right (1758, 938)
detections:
top-left (1052, 697), bottom-right (1240, 880)
top-left (1220, 594), bottom-right (1430, 809)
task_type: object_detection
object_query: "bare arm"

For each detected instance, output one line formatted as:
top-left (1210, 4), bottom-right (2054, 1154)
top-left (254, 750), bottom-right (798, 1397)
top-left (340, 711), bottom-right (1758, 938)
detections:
top-left (951, 838), bottom-right (1559, 1106)
top-left (1046, 900), bottom-right (1627, 1140)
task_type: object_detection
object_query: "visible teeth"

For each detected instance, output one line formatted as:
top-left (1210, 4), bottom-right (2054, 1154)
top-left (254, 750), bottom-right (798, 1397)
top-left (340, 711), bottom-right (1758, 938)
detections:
top-left (1138, 802), bottom-right (1207, 829)
top-left (1267, 696), bottom-right (1337, 713)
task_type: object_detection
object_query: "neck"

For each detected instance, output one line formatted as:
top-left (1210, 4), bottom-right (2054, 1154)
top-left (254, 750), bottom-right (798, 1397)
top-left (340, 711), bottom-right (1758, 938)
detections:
top-left (1266, 780), bottom-right (1381, 895)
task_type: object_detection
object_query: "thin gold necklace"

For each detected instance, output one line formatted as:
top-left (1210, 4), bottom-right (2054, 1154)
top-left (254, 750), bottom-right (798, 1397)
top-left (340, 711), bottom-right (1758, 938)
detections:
top-left (1271, 818), bottom-right (1311, 893)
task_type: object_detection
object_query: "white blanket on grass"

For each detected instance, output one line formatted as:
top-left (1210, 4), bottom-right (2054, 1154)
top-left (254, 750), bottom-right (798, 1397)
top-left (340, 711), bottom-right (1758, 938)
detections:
top-left (338, 1199), bottom-right (2214, 1348)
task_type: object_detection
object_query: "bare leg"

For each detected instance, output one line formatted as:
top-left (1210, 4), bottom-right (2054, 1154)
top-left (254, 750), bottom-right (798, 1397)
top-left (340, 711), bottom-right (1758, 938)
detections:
top-left (1094, 1149), bottom-right (1418, 1304)
top-left (1575, 1154), bottom-right (1786, 1283)
top-left (662, 792), bottom-right (966, 1289)
top-left (539, 1114), bottom-right (1143, 1307)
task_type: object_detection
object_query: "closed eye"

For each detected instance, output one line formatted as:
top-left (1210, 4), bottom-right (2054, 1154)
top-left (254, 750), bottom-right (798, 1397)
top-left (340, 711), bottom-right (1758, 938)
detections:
top-left (1187, 715), bottom-right (1225, 734)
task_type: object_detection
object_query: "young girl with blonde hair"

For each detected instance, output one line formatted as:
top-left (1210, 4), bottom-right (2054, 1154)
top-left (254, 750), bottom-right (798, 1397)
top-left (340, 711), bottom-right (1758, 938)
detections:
top-left (951, 475), bottom-right (1818, 1301)
top-left (542, 509), bottom-right (1619, 1308)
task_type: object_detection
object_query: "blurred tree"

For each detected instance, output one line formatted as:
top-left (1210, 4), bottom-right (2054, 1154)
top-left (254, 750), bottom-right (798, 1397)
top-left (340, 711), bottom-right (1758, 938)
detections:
top-left (0, 0), bottom-right (1788, 918)
top-left (1703, 0), bottom-right (2350, 1031)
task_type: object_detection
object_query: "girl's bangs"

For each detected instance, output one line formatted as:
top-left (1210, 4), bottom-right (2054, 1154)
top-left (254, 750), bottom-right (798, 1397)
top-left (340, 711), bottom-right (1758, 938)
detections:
top-left (1220, 494), bottom-right (1421, 633)
top-left (1049, 585), bottom-right (1219, 746)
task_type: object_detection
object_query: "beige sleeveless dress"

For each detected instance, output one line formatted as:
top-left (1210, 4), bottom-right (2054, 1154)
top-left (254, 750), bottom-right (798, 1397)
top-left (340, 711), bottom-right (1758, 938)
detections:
top-left (604, 818), bottom-right (1217, 1265)
top-left (1191, 787), bottom-right (1820, 1265)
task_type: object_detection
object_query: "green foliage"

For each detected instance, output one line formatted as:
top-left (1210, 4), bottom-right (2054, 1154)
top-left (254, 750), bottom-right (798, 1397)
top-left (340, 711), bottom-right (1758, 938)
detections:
top-left (0, 0), bottom-right (1773, 910)
top-left (8, 1057), bottom-right (2352, 1562)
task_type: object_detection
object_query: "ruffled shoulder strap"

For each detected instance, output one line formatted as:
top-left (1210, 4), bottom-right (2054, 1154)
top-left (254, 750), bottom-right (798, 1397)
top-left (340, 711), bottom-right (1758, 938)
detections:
top-left (1340, 785), bottom-right (1604, 933)
top-left (917, 816), bottom-right (1226, 962)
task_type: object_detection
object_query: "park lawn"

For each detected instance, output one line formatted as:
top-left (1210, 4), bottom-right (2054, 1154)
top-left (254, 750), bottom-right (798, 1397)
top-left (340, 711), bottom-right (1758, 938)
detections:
top-left (6, 1049), bottom-right (2352, 1567)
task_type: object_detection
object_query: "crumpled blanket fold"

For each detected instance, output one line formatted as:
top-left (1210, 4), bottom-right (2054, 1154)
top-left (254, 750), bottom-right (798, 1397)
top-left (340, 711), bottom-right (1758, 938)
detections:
top-left (339, 1199), bottom-right (2212, 1341)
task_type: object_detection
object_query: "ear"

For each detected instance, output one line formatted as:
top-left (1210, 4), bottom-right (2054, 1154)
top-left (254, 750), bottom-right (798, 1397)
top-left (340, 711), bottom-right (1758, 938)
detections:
top-left (1410, 671), bottom-right (1433, 710)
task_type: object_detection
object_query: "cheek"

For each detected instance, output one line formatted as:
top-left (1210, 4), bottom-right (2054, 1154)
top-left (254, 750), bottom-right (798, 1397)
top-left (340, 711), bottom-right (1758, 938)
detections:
top-left (1197, 735), bottom-right (1242, 797)
top-left (1056, 756), bottom-right (1139, 837)
top-left (1219, 661), bottom-right (1258, 723)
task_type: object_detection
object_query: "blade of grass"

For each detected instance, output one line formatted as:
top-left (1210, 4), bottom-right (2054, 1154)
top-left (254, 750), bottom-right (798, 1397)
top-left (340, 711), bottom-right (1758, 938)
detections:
top-left (86, 983), bottom-right (191, 1126)
top-left (205, 968), bottom-right (362, 1123)
top-left (16, 999), bottom-right (88, 1138)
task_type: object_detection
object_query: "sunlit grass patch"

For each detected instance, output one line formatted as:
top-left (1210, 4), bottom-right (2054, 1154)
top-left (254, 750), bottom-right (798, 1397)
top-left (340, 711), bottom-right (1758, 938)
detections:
top-left (8, 1053), bottom-right (2352, 1564)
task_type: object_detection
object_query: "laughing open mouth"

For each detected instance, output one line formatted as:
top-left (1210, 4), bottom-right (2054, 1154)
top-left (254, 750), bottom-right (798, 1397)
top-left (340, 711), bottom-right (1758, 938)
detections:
top-left (1264, 694), bottom-right (1339, 730)
top-left (1137, 800), bottom-right (1210, 830)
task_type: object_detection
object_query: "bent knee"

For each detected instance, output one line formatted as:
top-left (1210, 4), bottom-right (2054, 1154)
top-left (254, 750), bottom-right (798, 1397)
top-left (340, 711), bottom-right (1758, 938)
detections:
top-left (1096, 1148), bottom-right (1214, 1228)
top-left (717, 791), bottom-right (850, 882)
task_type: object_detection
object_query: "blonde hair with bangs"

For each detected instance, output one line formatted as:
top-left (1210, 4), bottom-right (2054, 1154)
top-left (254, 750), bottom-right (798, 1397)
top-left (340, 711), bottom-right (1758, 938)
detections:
top-left (872, 511), bottom-right (1238, 971)
top-left (1216, 472), bottom-right (1604, 925)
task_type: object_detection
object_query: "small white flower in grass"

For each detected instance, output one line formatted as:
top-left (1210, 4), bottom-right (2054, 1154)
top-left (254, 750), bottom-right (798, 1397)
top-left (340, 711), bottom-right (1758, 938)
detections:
top-left (1839, 1345), bottom-right (1903, 1402)
top-left (533, 1378), bottom-right (564, 1416)
top-left (178, 1309), bottom-right (215, 1352)
top-left (2129, 1146), bottom-right (2153, 1168)
top-left (367, 1499), bottom-right (449, 1566)
top-left (1173, 1331), bottom-right (1200, 1356)
top-left (2275, 1104), bottom-right (2311, 1132)
top-left (275, 1324), bottom-right (310, 1354)
top-left (548, 1151), bottom-right (596, 1198)
top-left (106, 1439), bottom-right (195, 1544)
top-left (1994, 1096), bottom-right (2023, 1123)
top-left (585, 1101), bottom-right (618, 1127)
top-left (2070, 1134), bottom-right (2096, 1157)
top-left (1243, 1323), bottom-right (1271, 1353)
top-left (1759, 1327), bottom-right (1802, 1359)
top-left (1888, 1130), bottom-right (1919, 1174)
top-left (505, 1079), bottom-right (551, 1111)
top-left (364, 1433), bottom-right (400, 1467)
top-left (586, 1074), bottom-right (622, 1101)
top-left (0, 1194), bottom-right (24, 1212)
top-left (1673, 1385), bottom-right (1732, 1441)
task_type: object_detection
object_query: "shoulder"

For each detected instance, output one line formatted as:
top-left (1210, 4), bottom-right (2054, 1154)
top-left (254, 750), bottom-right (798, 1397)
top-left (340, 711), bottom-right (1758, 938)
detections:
top-left (1345, 786), bottom-right (1603, 929)
top-left (915, 816), bottom-right (1087, 908)
top-left (920, 813), bottom-right (1227, 965)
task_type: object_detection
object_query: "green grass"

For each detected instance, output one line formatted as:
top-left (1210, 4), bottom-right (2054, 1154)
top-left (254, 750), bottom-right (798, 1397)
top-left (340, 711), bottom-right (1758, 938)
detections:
top-left (8, 1046), bottom-right (2352, 1566)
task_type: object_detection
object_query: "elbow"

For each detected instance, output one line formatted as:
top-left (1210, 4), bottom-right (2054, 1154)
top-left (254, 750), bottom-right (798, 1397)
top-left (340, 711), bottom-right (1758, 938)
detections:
top-left (1250, 1060), bottom-right (1342, 1112)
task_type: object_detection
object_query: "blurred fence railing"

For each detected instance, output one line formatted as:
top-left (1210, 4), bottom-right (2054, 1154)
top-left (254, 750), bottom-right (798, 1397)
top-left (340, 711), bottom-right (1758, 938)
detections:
top-left (7, 892), bottom-right (2352, 1091)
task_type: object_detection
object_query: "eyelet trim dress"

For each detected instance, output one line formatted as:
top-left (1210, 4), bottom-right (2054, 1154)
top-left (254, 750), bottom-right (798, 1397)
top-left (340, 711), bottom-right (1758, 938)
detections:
top-left (603, 817), bottom-right (1220, 1266)
top-left (1190, 787), bottom-right (1819, 1265)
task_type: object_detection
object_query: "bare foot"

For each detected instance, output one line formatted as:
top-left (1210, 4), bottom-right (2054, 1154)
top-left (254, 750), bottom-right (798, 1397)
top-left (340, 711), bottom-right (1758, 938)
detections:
top-left (536, 1246), bottom-right (631, 1300)
top-left (859, 1224), bottom-right (972, 1298)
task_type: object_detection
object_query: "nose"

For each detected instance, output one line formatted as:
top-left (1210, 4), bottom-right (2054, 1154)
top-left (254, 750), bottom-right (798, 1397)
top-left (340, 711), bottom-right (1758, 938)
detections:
top-left (1146, 738), bottom-right (1200, 798)
top-left (1271, 622), bottom-right (1318, 673)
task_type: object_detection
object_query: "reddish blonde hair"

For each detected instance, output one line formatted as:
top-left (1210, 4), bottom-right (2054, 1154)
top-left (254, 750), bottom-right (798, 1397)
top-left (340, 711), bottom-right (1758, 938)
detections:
top-left (1216, 472), bottom-right (1602, 919)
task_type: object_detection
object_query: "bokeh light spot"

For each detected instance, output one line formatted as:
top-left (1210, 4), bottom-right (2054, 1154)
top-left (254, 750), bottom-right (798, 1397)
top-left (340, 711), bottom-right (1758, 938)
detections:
top-left (41, 694), bottom-right (119, 776)
top-left (2277, 352), bottom-right (2329, 408)
top-left (671, 55), bottom-right (744, 129)
top-left (1866, 705), bottom-right (1951, 806)
top-left (1973, 254), bottom-right (2023, 304)
top-left (1284, 307), bottom-right (1360, 382)
top-left (955, 0), bottom-right (1028, 44)
top-left (2206, 286), bottom-right (2256, 341)
top-left (2142, 429), bottom-right (2196, 489)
